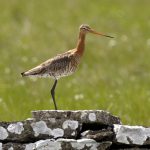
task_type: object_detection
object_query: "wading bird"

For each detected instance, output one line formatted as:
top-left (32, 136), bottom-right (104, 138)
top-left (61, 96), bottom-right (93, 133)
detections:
top-left (21, 24), bottom-right (113, 110)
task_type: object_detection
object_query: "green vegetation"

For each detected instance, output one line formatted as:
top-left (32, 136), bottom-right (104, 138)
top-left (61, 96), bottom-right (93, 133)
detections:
top-left (0, 0), bottom-right (150, 125)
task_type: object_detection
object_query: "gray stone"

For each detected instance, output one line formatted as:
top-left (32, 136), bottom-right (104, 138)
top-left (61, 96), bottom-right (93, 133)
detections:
top-left (0, 121), bottom-right (33, 142)
top-left (8, 147), bottom-right (14, 150)
top-left (36, 139), bottom-right (61, 150)
top-left (0, 110), bottom-right (150, 149)
top-left (62, 120), bottom-right (79, 130)
top-left (114, 124), bottom-right (150, 145)
top-left (81, 129), bottom-right (113, 141)
top-left (0, 139), bottom-right (112, 150)
top-left (0, 126), bottom-right (8, 140)
top-left (0, 119), bottom-right (80, 142)
top-left (25, 143), bottom-right (35, 150)
top-left (32, 110), bottom-right (121, 125)
top-left (31, 120), bottom-right (65, 138)
top-left (1, 143), bottom-right (26, 150)
top-left (27, 139), bottom-right (112, 150)
top-left (0, 143), bottom-right (2, 150)
top-left (31, 120), bottom-right (52, 137)
top-left (7, 122), bottom-right (24, 134)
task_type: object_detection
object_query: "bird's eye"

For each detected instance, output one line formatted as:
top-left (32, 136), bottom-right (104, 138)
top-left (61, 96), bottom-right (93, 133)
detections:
top-left (82, 27), bottom-right (88, 31)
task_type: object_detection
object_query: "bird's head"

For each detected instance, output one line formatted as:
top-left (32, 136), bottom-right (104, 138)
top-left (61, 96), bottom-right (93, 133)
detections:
top-left (79, 24), bottom-right (114, 38)
top-left (79, 24), bottom-right (91, 33)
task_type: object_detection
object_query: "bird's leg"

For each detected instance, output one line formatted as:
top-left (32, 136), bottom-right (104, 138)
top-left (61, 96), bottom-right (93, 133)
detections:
top-left (50, 79), bottom-right (58, 110)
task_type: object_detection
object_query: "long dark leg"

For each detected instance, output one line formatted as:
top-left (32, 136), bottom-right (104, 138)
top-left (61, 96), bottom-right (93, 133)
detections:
top-left (50, 79), bottom-right (58, 110)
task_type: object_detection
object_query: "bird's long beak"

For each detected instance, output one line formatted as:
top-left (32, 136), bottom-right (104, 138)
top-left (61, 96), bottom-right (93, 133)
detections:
top-left (89, 29), bottom-right (114, 38)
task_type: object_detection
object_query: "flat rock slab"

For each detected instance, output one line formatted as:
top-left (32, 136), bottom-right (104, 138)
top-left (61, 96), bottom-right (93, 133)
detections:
top-left (0, 110), bottom-right (121, 143)
top-left (0, 139), bottom-right (112, 150)
top-left (32, 110), bottom-right (121, 125)
top-left (0, 110), bottom-right (150, 149)
top-left (114, 124), bottom-right (150, 146)
top-left (0, 119), bottom-right (80, 142)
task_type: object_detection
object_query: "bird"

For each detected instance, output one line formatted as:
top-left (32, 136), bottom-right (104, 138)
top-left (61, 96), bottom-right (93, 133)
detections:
top-left (21, 24), bottom-right (113, 110)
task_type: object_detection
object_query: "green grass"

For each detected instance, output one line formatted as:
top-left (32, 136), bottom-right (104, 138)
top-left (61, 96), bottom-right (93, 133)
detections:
top-left (0, 0), bottom-right (150, 125)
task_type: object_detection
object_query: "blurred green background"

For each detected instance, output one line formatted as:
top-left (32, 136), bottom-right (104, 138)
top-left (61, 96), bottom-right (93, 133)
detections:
top-left (0, 0), bottom-right (150, 125)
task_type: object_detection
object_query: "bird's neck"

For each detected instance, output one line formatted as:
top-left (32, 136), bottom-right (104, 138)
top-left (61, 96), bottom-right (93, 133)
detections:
top-left (76, 31), bottom-right (86, 56)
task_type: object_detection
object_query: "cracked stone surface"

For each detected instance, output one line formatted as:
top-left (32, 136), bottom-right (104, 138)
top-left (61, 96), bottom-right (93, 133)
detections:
top-left (114, 124), bottom-right (150, 145)
top-left (32, 110), bottom-right (121, 125)
top-left (81, 129), bottom-right (114, 142)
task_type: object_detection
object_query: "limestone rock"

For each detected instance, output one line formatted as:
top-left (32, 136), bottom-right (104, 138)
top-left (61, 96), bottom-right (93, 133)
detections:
top-left (0, 119), bottom-right (80, 142)
top-left (0, 110), bottom-right (149, 149)
top-left (32, 110), bottom-right (121, 125)
top-left (0, 139), bottom-right (112, 150)
top-left (29, 119), bottom-right (80, 139)
top-left (0, 122), bottom-right (27, 142)
top-left (114, 124), bottom-right (150, 145)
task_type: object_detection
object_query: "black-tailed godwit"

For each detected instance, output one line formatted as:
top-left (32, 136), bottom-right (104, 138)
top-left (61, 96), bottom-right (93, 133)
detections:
top-left (21, 24), bottom-right (113, 110)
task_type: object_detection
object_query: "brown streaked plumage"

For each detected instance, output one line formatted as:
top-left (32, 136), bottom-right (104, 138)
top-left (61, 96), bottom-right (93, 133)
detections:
top-left (21, 24), bottom-right (113, 110)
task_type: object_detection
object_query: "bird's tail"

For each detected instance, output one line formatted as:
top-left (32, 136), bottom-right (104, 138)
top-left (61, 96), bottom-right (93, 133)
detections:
top-left (21, 65), bottom-right (45, 77)
top-left (21, 72), bottom-right (26, 77)
top-left (21, 71), bottom-right (32, 77)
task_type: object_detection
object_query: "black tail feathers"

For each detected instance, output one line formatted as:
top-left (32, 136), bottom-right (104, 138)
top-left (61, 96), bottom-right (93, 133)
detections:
top-left (21, 72), bottom-right (25, 77)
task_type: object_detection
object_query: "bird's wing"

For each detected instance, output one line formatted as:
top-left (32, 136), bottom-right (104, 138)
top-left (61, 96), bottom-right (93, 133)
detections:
top-left (22, 51), bottom-right (74, 77)
top-left (43, 52), bottom-right (73, 72)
